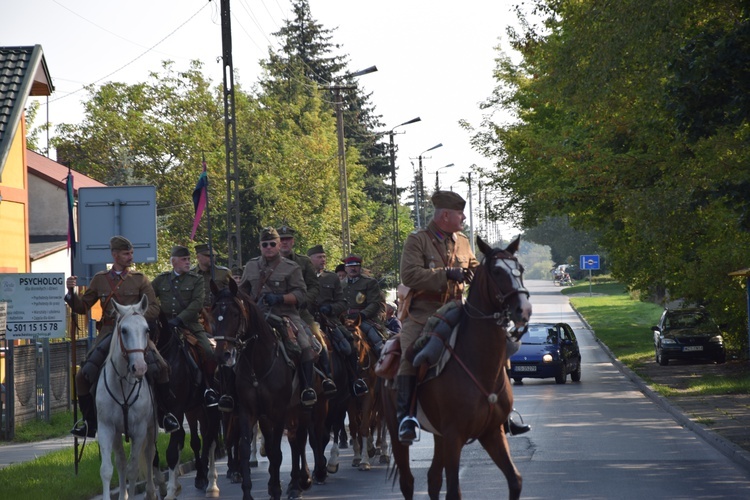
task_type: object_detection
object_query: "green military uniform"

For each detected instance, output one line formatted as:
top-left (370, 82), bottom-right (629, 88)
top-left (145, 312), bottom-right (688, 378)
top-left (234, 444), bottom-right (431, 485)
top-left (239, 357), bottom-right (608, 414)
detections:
top-left (287, 252), bottom-right (320, 326)
top-left (342, 274), bottom-right (385, 322)
top-left (191, 264), bottom-right (232, 307)
top-left (314, 270), bottom-right (347, 318)
top-left (152, 269), bottom-right (214, 355)
top-left (398, 219), bottom-right (479, 376)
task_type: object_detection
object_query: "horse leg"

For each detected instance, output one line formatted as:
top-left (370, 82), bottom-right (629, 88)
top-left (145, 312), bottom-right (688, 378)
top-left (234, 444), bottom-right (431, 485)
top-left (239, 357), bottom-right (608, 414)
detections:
top-left (442, 433), bottom-right (464, 500)
top-left (97, 429), bottom-right (116, 500)
top-left (427, 435), bottom-right (445, 500)
top-left (152, 445), bottom-right (167, 499)
top-left (260, 417), bottom-right (284, 500)
top-left (188, 412), bottom-right (208, 491)
top-left (249, 421), bottom-right (259, 467)
top-left (351, 433), bottom-right (362, 467)
top-left (205, 439), bottom-right (219, 498)
top-left (384, 384), bottom-right (414, 499)
top-left (165, 428), bottom-right (185, 500)
top-left (143, 425), bottom-right (158, 500)
top-left (478, 426), bottom-right (522, 500)
top-left (310, 402), bottom-right (330, 485)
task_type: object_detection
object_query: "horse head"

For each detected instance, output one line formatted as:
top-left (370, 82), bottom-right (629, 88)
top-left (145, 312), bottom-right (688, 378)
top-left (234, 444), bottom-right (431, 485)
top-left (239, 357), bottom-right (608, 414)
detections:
top-left (474, 235), bottom-right (532, 337)
top-left (111, 295), bottom-right (150, 379)
top-left (211, 278), bottom-right (247, 368)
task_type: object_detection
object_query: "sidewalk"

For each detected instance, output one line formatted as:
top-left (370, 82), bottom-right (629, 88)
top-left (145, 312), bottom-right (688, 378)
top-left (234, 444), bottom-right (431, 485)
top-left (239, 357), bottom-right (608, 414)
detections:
top-left (0, 435), bottom-right (72, 469)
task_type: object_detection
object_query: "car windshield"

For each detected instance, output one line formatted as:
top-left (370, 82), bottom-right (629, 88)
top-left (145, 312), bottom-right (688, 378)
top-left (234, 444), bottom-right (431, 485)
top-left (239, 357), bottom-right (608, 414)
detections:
top-left (667, 312), bottom-right (713, 330)
top-left (521, 326), bottom-right (558, 345)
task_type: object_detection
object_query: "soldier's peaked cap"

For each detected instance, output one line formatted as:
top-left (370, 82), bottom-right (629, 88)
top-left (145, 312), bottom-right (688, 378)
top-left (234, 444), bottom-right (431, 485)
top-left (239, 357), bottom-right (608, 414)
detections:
top-left (276, 225), bottom-right (296, 238)
top-left (307, 244), bottom-right (325, 256)
top-left (194, 243), bottom-right (213, 256)
top-left (343, 254), bottom-right (363, 266)
top-left (431, 190), bottom-right (466, 211)
top-left (110, 235), bottom-right (133, 251)
top-left (171, 245), bottom-right (190, 258)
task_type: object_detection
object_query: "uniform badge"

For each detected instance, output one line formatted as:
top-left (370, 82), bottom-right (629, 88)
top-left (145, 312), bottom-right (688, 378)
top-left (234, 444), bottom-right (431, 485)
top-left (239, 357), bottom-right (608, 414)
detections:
top-left (429, 259), bottom-right (436, 270)
top-left (356, 292), bottom-right (366, 304)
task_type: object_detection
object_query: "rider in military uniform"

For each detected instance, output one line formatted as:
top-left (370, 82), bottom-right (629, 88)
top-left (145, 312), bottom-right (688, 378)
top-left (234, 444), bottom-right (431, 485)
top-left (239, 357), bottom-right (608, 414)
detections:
top-left (65, 236), bottom-right (180, 437)
top-left (396, 191), bottom-right (530, 445)
top-left (278, 225), bottom-right (336, 396)
top-left (308, 245), bottom-right (368, 396)
top-left (192, 243), bottom-right (232, 309)
top-left (341, 254), bottom-right (386, 358)
top-left (152, 246), bottom-right (219, 408)
top-left (239, 227), bottom-right (321, 406)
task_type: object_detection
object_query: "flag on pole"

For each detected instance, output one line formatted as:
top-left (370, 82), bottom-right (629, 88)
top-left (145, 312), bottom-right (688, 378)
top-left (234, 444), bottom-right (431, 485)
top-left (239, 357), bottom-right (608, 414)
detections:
top-left (190, 162), bottom-right (208, 240)
top-left (66, 170), bottom-right (77, 257)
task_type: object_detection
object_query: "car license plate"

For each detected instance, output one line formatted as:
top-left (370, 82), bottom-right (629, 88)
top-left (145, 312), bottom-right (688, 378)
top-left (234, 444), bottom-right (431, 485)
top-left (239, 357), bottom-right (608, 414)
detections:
top-left (514, 366), bottom-right (536, 372)
top-left (683, 346), bottom-right (703, 352)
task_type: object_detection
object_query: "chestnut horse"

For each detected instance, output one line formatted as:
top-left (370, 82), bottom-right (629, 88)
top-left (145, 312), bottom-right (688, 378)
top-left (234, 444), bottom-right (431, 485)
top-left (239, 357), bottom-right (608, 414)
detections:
top-left (384, 236), bottom-right (532, 500)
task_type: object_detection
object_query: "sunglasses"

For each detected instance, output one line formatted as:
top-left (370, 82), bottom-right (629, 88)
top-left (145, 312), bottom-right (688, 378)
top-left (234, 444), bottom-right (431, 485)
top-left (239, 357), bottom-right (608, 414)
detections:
top-left (261, 241), bottom-right (277, 248)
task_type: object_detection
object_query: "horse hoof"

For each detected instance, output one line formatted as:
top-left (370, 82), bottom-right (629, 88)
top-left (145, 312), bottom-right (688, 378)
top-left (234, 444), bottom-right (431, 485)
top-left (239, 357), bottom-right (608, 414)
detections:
top-left (195, 477), bottom-right (208, 491)
top-left (230, 472), bottom-right (242, 484)
top-left (339, 440), bottom-right (348, 449)
top-left (379, 454), bottom-right (390, 464)
top-left (368, 447), bottom-right (376, 458)
top-left (359, 463), bottom-right (371, 471)
top-left (352, 458), bottom-right (361, 467)
top-left (249, 459), bottom-right (258, 468)
top-left (327, 463), bottom-right (339, 474)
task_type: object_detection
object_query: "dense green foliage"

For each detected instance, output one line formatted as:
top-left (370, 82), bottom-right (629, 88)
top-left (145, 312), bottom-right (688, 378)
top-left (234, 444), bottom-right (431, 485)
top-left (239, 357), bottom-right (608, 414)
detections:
top-left (472, 1), bottom-right (750, 353)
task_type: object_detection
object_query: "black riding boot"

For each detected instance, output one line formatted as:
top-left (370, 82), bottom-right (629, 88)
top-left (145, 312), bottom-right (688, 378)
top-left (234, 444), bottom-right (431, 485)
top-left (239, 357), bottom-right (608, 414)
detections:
top-left (318, 348), bottom-right (337, 397)
top-left (300, 360), bottom-right (317, 406)
top-left (396, 375), bottom-right (418, 445)
top-left (218, 365), bottom-right (236, 413)
top-left (504, 410), bottom-right (531, 436)
top-left (156, 382), bottom-right (181, 434)
top-left (349, 353), bottom-right (368, 396)
top-left (71, 393), bottom-right (97, 438)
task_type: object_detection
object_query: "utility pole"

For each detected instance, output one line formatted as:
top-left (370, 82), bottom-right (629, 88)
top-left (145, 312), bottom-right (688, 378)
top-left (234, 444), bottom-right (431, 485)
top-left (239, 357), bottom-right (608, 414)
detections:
top-left (221, 0), bottom-right (242, 269)
top-left (467, 172), bottom-right (475, 254)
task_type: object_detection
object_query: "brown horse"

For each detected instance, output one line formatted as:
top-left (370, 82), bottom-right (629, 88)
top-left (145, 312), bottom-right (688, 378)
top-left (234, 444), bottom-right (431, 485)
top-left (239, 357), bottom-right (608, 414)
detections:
top-left (210, 279), bottom-right (296, 500)
top-left (383, 236), bottom-right (532, 500)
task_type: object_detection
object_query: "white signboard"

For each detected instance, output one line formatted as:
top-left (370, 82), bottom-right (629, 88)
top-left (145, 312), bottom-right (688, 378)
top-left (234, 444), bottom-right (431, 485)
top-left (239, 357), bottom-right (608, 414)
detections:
top-left (0, 273), bottom-right (66, 339)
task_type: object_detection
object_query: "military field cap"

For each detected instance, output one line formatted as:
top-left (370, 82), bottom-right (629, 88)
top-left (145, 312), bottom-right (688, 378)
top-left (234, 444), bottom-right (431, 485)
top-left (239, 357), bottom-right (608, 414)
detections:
top-left (171, 245), bottom-right (190, 258)
top-left (194, 243), bottom-right (213, 256)
top-left (260, 227), bottom-right (280, 241)
top-left (276, 224), bottom-right (296, 239)
top-left (335, 264), bottom-right (346, 273)
top-left (432, 190), bottom-right (466, 211)
top-left (343, 254), bottom-right (363, 267)
top-left (110, 235), bottom-right (133, 251)
top-left (231, 266), bottom-right (243, 277)
top-left (307, 244), bottom-right (325, 256)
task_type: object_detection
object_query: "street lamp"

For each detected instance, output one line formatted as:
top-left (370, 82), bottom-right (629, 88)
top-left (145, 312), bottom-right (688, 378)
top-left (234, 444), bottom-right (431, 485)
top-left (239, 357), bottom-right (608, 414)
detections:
top-left (415, 143), bottom-right (443, 228)
top-left (433, 163), bottom-right (454, 191)
top-left (331, 65), bottom-right (378, 257)
top-left (387, 117), bottom-right (421, 282)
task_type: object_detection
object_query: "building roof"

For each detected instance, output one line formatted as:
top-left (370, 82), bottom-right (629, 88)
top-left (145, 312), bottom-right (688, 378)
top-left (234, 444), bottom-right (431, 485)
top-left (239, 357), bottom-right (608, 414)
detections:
top-left (0, 45), bottom-right (54, 176)
top-left (27, 149), bottom-right (105, 193)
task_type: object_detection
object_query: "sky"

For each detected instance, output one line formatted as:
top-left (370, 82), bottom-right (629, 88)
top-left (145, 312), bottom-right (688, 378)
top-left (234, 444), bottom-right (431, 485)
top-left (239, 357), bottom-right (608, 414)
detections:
top-left (3, 0), bottom-right (523, 237)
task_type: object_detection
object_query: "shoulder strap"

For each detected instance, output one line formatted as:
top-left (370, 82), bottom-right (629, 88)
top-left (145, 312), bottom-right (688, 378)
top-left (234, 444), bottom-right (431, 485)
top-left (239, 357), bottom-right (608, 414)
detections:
top-left (254, 259), bottom-right (281, 302)
top-left (101, 273), bottom-right (125, 314)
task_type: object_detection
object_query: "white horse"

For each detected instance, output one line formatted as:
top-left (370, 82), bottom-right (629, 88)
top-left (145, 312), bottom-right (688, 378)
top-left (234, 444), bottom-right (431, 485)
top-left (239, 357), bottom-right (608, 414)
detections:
top-left (96, 296), bottom-right (159, 500)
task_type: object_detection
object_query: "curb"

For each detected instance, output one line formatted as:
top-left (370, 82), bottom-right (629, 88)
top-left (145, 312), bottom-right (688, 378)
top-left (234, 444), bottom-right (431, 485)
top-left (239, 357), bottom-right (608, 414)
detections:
top-left (569, 303), bottom-right (750, 474)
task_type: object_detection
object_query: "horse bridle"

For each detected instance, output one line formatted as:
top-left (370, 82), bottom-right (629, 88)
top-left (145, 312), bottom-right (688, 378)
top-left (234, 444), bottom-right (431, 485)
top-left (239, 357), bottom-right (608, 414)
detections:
top-left (212, 296), bottom-right (251, 350)
top-left (463, 250), bottom-right (530, 336)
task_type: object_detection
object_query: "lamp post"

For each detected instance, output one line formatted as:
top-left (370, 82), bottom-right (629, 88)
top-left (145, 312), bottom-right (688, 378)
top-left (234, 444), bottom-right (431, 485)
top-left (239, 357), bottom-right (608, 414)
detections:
top-left (387, 117), bottom-right (421, 282)
top-left (458, 170), bottom-right (476, 254)
top-left (434, 163), bottom-right (454, 191)
top-left (415, 143), bottom-right (443, 228)
top-left (331, 65), bottom-right (378, 257)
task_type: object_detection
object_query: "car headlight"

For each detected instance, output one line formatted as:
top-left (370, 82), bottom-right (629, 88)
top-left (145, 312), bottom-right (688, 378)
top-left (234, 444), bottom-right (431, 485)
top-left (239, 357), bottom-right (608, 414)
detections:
top-left (542, 353), bottom-right (554, 363)
top-left (661, 338), bottom-right (677, 345)
top-left (709, 335), bottom-right (723, 343)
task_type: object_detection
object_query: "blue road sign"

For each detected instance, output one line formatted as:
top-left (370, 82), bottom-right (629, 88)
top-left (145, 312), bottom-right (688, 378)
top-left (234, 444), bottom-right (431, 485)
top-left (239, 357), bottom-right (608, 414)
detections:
top-left (580, 254), bottom-right (600, 270)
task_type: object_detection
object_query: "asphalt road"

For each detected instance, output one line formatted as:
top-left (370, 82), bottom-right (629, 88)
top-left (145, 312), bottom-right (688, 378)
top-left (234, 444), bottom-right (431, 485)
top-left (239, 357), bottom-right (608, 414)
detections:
top-left (123, 279), bottom-right (750, 499)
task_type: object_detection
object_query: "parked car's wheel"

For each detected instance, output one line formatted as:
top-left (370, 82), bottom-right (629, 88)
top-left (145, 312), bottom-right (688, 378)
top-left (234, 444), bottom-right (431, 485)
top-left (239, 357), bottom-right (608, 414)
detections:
top-left (656, 346), bottom-right (669, 366)
top-left (714, 353), bottom-right (726, 364)
top-left (555, 366), bottom-right (567, 384)
top-left (513, 377), bottom-right (523, 384)
top-left (570, 363), bottom-right (582, 382)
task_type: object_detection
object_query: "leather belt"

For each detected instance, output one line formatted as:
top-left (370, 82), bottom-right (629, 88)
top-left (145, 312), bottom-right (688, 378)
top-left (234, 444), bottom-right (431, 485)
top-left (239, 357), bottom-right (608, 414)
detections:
top-left (413, 291), bottom-right (460, 302)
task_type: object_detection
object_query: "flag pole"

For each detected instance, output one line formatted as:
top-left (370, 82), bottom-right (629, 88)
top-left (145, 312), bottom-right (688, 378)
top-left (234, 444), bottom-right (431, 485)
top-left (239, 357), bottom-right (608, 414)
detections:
top-left (65, 167), bottom-right (80, 473)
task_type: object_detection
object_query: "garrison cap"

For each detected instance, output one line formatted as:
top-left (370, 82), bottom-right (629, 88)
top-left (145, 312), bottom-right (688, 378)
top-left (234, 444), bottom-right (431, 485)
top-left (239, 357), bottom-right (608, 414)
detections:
top-left (231, 266), bottom-right (243, 277)
top-left (110, 235), bottom-right (133, 251)
top-left (343, 254), bottom-right (363, 267)
top-left (431, 190), bottom-right (466, 211)
top-left (307, 244), bottom-right (325, 256)
top-left (260, 227), bottom-right (280, 241)
top-left (194, 243), bottom-right (214, 256)
top-left (171, 245), bottom-right (190, 258)
top-left (276, 224), bottom-right (296, 239)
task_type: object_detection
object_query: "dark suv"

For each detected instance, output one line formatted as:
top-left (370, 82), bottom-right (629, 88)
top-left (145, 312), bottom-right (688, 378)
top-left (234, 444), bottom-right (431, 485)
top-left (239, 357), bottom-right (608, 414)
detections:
top-left (652, 308), bottom-right (726, 366)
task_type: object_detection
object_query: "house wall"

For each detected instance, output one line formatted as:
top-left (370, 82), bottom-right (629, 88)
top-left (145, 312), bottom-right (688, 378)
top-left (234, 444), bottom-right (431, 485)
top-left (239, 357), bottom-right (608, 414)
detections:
top-left (28, 173), bottom-right (66, 236)
top-left (0, 121), bottom-right (30, 273)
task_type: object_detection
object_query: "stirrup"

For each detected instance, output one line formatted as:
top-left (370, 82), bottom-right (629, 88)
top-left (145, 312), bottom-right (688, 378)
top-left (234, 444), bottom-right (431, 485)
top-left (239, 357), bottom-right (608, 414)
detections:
top-left (398, 416), bottom-right (420, 445)
top-left (301, 387), bottom-right (317, 406)
top-left (70, 419), bottom-right (95, 439)
top-left (163, 413), bottom-right (181, 434)
top-left (218, 395), bottom-right (234, 413)
top-left (322, 378), bottom-right (337, 397)
top-left (353, 378), bottom-right (369, 396)
top-left (507, 410), bottom-right (531, 436)
top-left (204, 388), bottom-right (219, 407)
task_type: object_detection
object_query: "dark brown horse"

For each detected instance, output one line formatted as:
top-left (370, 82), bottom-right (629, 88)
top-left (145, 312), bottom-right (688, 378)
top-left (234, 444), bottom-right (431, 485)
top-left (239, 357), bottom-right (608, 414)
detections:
top-left (210, 279), bottom-right (305, 500)
top-left (383, 236), bottom-right (532, 500)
